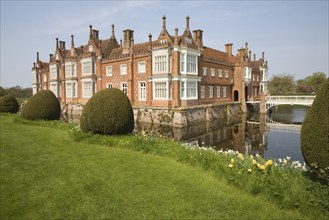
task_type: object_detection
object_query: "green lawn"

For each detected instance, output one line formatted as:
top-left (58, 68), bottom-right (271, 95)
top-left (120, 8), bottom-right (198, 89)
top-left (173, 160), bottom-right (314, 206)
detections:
top-left (0, 114), bottom-right (316, 219)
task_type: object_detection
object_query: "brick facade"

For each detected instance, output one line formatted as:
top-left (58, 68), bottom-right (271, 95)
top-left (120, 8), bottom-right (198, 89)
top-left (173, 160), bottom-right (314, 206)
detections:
top-left (31, 16), bottom-right (269, 110)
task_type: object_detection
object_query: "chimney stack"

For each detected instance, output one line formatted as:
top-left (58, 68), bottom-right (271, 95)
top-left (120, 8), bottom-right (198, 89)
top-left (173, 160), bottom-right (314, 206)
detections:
top-left (193, 29), bottom-right (203, 47)
top-left (225, 43), bottom-right (233, 57)
top-left (123, 29), bottom-right (134, 49)
top-left (49, 54), bottom-right (53, 62)
top-left (37, 52), bottom-right (39, 63)
top-left (249, 50), bottom-right (251, 60)
top-left (59, 41), bottom-right (65, 50)
top-left (262, 51), bottom-right (265, 60)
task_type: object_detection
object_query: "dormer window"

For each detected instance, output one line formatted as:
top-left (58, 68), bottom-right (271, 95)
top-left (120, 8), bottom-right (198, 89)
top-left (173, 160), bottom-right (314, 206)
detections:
top-left (89, 45), bottom-right (93, 52)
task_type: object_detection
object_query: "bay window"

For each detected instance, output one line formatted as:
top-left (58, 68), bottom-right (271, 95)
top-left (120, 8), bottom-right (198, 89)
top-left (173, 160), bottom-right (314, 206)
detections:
top-left (65, 62), bottom-right (77, 77)
top-left (180, 81), bottom-right (197, 99)
top-left (66, 81), bottom-right (77, 98)
top-left (154, 55), bottom-right (167, 73)
top-left (82, 80), bottom-right (95, 98)
top-left (82, 58), bottom-right (94, 75)
top-left (180, 53), bottom-right (197, 74)
top-left (153, 81), bottom-right (170, 100)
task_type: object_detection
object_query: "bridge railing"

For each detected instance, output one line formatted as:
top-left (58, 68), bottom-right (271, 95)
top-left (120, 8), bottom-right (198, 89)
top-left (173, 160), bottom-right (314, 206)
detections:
top-left (265, 96), bottom-right (315, 104)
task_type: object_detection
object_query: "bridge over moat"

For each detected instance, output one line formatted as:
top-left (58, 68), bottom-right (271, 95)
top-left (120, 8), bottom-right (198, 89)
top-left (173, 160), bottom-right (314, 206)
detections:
top-left (246, 95), bottom-right (316, 113)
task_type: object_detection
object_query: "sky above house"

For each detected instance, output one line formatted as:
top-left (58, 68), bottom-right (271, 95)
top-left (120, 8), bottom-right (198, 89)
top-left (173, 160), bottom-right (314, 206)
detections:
top-left (1, 0), bottom-right (328, 88)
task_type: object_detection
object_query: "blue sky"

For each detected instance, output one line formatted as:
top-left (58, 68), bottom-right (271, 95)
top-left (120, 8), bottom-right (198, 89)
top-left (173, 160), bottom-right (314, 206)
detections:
top-left (1, 1), bottom-right (328, 88)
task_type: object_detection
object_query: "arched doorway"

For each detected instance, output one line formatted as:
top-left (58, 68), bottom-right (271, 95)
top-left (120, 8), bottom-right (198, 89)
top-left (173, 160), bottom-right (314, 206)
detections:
top-left (234, 90), bottom-right (239, 102)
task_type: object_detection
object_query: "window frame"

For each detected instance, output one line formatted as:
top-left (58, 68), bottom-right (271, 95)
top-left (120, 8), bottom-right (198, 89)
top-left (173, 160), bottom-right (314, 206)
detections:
top-left (200, 85), bottom-right (205, 98)
top-left (138, 61), bottom-right (146, 74)
top-left (106, 66), bottom-right (113, 76)
top-left (209, 86), bottom-right (213, 98)
top-left (139, 81), bottom-right (146, 101)
top-left (120, 64), bottom-right (127, 75)
top-left (121, 82), bottom-right (128, 95)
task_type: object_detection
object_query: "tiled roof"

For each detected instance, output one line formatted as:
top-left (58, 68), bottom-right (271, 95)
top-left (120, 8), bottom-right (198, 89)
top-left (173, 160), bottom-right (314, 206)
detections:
top-left (201, 46), bottom-right (234, 65)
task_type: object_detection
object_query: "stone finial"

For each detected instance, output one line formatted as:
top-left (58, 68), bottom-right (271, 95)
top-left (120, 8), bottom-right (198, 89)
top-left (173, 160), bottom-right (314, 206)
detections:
top-left (120, 39), bottom-right (122, 47)
top-left (262, 51), bottom-right (265, 60)
top-left (174, 28), bottom-right (178, 45)
top-left (56, 38), bottom-right (59, 49)
top-left (186, 16), bottom-right (190, 31)
top-left (33, 62), bottom-right (35, 68)
top-left (71, 35), bottom-right (75, 48)
top-left (254, 54), bottom-right (256, 61)
top-left (111, 24), bottom-right (115, 39)
top-left (162, 15), bottom-right (166, 29)
top-left (245, 41), bottom-right (248, 49)
top-left (249, 50), bottom-right (251, 60)
top-left (89, 25), bottom-right (93, 39)
top-left (37, 52), bottom-right (39, 63)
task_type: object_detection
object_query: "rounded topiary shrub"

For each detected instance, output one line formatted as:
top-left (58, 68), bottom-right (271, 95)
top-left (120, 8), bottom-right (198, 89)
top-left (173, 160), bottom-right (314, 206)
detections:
top-left (21, 90), bottom-right (61, 120)
top-left (0, 94), bottom-right (19, 113)
top-left (80, 88), bottom-right (134, 135)
top-left (301, 78), bottom-right (329, 178)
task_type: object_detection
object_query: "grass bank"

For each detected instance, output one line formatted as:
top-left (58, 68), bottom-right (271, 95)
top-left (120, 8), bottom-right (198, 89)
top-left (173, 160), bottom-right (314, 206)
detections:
top-left (1, 114), bottom-right (328, 219)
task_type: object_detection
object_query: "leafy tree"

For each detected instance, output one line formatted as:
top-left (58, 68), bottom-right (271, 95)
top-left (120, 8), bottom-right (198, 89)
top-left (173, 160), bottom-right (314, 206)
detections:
top-left (296, 72), bottom-right (327, 94)
top-left (0, 87), bottom-right (7, 97)
top-left (268, 73), bottom-right (296, 95)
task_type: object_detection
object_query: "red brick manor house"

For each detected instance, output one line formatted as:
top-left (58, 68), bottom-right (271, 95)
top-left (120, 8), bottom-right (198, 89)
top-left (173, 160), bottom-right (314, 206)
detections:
top-left (32, 16), bottom-right (268, 120)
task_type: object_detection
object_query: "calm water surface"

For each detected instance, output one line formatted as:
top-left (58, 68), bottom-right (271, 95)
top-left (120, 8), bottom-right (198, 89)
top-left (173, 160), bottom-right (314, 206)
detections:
top-left (135, 106), bottom-right (310, 163)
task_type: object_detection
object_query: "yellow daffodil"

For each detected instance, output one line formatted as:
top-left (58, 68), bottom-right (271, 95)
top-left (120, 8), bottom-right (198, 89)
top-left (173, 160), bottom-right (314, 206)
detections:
top-left (265, 160), bottom-right (273, 167)
top-left (252, 159), bottom-right (257, 165)
top-left (229, 164), bottom-right (234, 168)
top-left (238, 153), bottom-right (244, 160)
top-left (260, 165), bottom-right (266, 170)
top-left (249, 155), bottom-right (254, 159)
top-left (231, 158), bottom-right (235, 164)
top-left (248, 169), bottom-right (252, 173)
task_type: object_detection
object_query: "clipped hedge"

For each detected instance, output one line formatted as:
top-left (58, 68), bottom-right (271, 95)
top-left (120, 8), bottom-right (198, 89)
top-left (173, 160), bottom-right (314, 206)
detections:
top-left (21, 90), bottom-right (61, 120)
top-left (0, 94), bottom-right (19, 113)
top-left (80, 88), bottom-right (134, 135)
top-left (301, 78), bottom-right (329, 179)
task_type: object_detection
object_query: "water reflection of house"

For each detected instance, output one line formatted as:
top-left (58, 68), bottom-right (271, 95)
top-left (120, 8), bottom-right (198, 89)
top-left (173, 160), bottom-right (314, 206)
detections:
top-left (135, 113), bottom-right (268, 156)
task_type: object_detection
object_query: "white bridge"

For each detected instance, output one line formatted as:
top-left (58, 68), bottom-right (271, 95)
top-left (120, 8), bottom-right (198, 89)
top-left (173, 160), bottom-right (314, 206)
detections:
top-left (247, 95), bottom-right (316, 112)
top-left (247, 116), bottom-right (302, 133)
top-left (265, 96), bottom-right (315, 111)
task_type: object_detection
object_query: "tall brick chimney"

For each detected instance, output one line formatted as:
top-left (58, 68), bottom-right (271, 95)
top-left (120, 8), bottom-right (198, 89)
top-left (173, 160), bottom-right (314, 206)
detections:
top-left (49, 54), bottom-right (53, 62)
top-left (225, 43), bottom-right (233, 57)
top-left (193, 29), bottom-right (203, 47)
top-left (123, 29), bottom-right (134, 49)
top-left (59, 41), bottom-right (65, 50)
top-left (148, 33), bottom-right (152, 49)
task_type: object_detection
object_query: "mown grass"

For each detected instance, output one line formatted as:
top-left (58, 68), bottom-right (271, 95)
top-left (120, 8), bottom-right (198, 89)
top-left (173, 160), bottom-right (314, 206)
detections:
top-left (1, 113), bottom-right (328, 219)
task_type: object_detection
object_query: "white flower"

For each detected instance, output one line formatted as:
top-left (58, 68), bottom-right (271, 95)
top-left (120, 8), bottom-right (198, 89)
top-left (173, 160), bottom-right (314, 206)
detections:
top-left (286, 156), bottom-right (291, 160)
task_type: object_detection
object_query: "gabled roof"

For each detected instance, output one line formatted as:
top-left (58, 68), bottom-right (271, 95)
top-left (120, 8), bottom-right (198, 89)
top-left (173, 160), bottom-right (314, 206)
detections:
top-left (201, 46), bottom-right (234, 66)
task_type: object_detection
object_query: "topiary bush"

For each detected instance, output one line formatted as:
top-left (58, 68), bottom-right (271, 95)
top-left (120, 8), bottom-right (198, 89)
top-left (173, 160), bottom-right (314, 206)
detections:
top-left (21, 90), bottom-right (61, 120)
top-left (80, 88), bottom-right (134, 135)
top-left (0, 94), bottom-right (19, 113)
top-left (301, 78), bottom-right (329, 181)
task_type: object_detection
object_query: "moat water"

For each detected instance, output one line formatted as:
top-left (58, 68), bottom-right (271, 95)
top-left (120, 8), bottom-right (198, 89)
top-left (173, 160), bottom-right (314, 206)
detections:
top-left (135, 105), bottom-right (310, 163)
